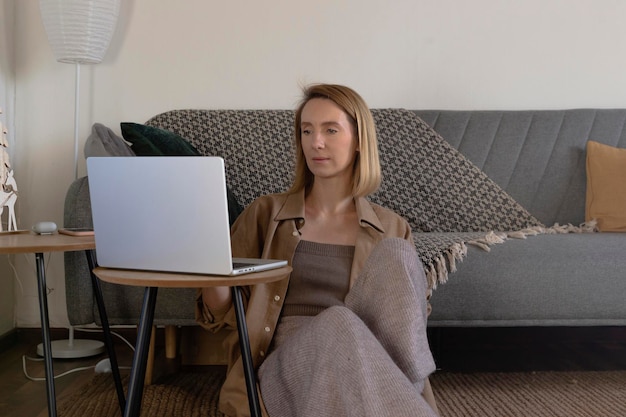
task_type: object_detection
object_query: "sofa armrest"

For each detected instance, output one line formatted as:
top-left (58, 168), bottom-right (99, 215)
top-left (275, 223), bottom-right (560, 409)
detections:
top-left (63, 176), bottom-right (96, 325)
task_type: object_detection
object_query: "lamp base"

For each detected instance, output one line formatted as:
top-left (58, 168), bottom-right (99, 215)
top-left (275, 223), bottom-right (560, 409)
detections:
top-left (37, 338), bottom-right (105, 359)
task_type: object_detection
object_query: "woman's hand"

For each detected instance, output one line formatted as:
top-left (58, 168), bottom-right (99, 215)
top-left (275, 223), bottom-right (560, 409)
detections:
top-left (201, 286), bottom-right (232, 312)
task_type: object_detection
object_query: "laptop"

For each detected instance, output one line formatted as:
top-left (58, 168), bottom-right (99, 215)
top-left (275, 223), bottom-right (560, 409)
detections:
top-left (86, 156), bottom-right (287, 276)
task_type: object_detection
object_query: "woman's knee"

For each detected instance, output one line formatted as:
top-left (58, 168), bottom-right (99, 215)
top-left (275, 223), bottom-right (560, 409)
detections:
top-left (369, 238), bottom-right (424, 274)
top-left (311, 306), bottom-right (369, 345)
top-left (347, 238), bottom-right (428, 309)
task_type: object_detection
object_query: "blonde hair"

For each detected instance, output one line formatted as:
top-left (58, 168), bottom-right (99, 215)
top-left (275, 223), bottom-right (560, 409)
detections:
top-left (289, 84), bottom-right (381, 197)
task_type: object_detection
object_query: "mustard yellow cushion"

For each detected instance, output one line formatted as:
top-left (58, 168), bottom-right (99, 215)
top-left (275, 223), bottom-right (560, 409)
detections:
top-left (585, 140), bottom-right (626, 231)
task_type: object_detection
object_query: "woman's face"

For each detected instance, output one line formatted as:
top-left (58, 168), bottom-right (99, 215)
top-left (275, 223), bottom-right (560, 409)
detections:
top-left (300, 98), bottom-right (359, 183)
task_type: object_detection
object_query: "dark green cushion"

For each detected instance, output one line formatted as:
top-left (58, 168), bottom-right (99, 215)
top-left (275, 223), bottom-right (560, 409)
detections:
top-left (120, 122), bottom-right (200, 156)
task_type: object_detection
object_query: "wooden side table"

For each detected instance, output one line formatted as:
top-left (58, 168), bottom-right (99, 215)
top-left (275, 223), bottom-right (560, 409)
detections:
top-left (0, 231), bottom-right (104, 417)
top-left (93, 265), bottom-right (292, 417)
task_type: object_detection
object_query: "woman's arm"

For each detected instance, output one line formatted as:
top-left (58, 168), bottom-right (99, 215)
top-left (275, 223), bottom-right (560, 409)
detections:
top-left (196, 197), bottom-right (267, 330)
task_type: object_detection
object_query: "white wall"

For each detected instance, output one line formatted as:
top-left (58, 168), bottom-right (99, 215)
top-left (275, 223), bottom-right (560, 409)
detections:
top-left (8, 0), bottom-right (626, 328)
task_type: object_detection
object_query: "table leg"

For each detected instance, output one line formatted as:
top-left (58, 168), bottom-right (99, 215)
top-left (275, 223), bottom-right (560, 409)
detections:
top-left (35, 252), bottom-right (56, 417)
top-left (85, 250), bottom-right (125, 413)
top-left (125, 287), bottom-right (158, 417)
top-left (232, 286), bottom-right (262, 417)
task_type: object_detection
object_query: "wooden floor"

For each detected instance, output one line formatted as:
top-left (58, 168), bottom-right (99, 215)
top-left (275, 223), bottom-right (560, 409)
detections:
top-left (0, 327), bottom-right (173, 417)
top-left (2, 326), bottom-right (626, 417)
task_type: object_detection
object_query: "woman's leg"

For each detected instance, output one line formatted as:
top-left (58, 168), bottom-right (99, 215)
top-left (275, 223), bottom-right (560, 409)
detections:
top-left (258, 306), bottom-right (437, 417)
top-left (344, 237), bottom-right (436, 390)
top-left (258, 238), bottom-right (437, 417)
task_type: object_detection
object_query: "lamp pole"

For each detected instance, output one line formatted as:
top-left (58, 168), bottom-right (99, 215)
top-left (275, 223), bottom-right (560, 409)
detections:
top-left (73, 63), bottom-right (80, 180)
top-left (38, 0), bottom-right (121, 358)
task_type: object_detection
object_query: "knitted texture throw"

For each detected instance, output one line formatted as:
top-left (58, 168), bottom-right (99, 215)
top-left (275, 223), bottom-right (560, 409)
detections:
top-left (146, 109), bottom-right (544, 288)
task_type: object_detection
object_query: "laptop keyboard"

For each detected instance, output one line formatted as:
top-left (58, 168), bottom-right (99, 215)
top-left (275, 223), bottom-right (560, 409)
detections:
top-left (232, 262), bottom-right (255, 269)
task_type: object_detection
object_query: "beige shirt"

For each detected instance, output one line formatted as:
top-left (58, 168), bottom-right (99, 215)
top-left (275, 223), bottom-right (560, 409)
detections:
top-left (196, 189), bottom-right (413, 417)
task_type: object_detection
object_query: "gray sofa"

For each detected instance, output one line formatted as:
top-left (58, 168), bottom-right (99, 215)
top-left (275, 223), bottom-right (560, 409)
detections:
top-left (64, 108), bottom-right (626, 339)
top-left (418, 110), bottom-right (626, 327)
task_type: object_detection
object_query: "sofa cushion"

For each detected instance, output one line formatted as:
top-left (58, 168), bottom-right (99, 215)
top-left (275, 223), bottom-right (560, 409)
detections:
top-left (121, 122), bottom-right (201, 156)
top-left (429, 232), bottom-right (626, 326)
top-left (84, 123), bottom-right (135, 158)
top-left (585, 140), bottom-right (626, 232)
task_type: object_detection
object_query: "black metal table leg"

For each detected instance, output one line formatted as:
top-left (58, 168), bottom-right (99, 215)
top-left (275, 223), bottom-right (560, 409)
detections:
top-left (85, 250), bottom-right (125, 413)
top-left (125, 287), bottom-right (158, 417)
top-left (35, 252), bottom-right (56, 417)
top-left (232, 285), bottom-right (261, 417)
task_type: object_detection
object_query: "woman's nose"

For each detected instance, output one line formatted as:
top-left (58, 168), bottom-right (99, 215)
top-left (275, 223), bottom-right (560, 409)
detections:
top-left (312, 133), bottom-right (325, 149)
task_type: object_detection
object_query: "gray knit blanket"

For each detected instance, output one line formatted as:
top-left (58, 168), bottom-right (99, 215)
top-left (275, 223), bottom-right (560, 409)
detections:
top-left (147, 109), bottom-right (549, 289)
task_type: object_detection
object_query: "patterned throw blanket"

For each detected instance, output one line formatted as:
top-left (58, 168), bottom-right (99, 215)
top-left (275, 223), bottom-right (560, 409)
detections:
top-left (368, 109), bottom-right (546, 288)
top-left (148, 109), bottom-right (585, 290)
top-left (372, 110), bottom-right (596, 288)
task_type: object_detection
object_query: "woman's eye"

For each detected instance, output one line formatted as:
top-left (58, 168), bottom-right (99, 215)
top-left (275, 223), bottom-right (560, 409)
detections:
top-left (327, 128), bottom-right (338, 134)
top-left (301, 129), bottom-right (311, 135)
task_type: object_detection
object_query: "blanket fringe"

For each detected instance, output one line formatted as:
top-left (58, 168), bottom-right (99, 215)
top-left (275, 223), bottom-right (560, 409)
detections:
top-left (467, 231), bottom-right (507, 250)
top-left (428, 219), bottom-right (598, 289)
top-left (543, 219), bottom-right (598, 234)
top-left (425, 264), bottom-right (438, 290)
top-left (427, 242), bottom-right (468, 289)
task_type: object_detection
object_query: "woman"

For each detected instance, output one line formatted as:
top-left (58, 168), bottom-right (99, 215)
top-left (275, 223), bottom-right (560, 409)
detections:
top-left (197, 84), bottom-right (437, 417)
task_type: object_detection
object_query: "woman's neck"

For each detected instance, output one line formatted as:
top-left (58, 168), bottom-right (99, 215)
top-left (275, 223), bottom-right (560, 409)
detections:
top-left (306, 181), bottom-right (355, 215)
top-left (301, 181), bottom-right (359, 246)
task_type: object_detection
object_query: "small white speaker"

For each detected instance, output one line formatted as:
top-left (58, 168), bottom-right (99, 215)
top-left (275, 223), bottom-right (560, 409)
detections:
top-left (32, 221), bottom-right (58, 234)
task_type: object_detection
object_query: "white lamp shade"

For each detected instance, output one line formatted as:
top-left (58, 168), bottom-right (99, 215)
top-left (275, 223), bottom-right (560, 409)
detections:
top-left (39, 0), bottom-right (120, 64)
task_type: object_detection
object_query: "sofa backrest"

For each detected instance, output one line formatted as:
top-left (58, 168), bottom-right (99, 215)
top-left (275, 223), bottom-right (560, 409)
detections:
top-left (147, 108), bottom-right (626, 227)
top-left (415, 110), bottom-right (626, 226)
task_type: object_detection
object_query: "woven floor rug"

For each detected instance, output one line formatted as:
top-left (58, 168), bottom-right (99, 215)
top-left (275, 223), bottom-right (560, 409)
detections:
top-left (432, 370), bottom-right (626, 417)
top-left (58, 369), bottom-right (626, 416)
